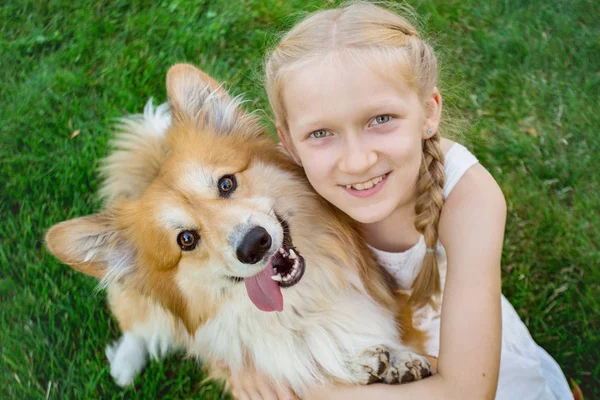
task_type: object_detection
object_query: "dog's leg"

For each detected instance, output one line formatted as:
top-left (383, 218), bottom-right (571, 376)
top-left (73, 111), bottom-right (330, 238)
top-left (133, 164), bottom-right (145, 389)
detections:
top-left (105, 326), bottom-right (177, 387)
top-left (379, 350), bottom-right (432, 384)
top-left (105, 333), bottom-right (148, 387)
top-left (347, 345), bottom-right (391, 384)
top-left (105, 283), bottom-right (180, 387)
top-left (348, 345), bottom-right (432, 385)
top-left (379, 292), bottom-right (432, 383)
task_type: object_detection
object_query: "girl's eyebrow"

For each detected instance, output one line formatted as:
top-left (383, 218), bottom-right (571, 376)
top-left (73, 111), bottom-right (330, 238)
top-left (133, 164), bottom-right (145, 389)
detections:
top-left (292, 118), bottom-right (326, 133)
top-left (290, 96), bottom-right (409, 134)
top-left (364, 97), bottom-right (409, 112)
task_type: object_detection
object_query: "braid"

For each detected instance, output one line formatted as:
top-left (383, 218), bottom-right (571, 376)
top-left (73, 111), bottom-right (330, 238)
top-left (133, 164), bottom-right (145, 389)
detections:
top-left (411, 132), bottom-right (445, 308)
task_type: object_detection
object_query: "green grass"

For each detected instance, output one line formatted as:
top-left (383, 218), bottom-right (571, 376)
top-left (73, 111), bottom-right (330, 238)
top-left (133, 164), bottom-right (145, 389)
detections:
top-left (1, 0), bottom-right (598, 398)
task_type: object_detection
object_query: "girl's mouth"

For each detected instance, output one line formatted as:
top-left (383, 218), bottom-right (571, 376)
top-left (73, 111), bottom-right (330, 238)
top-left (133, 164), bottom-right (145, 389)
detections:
top-left (342, 172), bottom-right (390, 199)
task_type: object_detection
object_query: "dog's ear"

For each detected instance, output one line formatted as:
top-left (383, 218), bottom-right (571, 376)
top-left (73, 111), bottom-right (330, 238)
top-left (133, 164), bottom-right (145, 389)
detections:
top-left (166, 63), bottom-right (264, 139)
top-left (45, 210), bottom-right (135, 281)
top-left (166, 63), bottom-right (229, 124)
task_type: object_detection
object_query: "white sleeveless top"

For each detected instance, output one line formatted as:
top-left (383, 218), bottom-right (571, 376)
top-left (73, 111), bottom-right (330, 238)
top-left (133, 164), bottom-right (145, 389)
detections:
top-left (369, 143), bottom-right (572, 400)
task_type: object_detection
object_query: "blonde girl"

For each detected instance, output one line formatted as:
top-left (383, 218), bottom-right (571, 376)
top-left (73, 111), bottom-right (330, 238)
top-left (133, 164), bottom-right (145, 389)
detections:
top-left (229, 2), bottom-right (573, 399)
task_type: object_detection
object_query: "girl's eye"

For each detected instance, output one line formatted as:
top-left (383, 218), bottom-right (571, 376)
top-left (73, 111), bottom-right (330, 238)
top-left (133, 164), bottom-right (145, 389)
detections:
top-left (177, 230), bottom-right (200, 251)
top-left (308, 129), bottom-right (331, 139)
top-left (370, 115), bottom-right (392, 126)
top-left (218, 174), bottom-right (237, 197)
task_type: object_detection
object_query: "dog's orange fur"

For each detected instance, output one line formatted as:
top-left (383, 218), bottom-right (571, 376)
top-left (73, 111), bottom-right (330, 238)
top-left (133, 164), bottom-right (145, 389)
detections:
top-left (395, 292), bottom-right (428, 355)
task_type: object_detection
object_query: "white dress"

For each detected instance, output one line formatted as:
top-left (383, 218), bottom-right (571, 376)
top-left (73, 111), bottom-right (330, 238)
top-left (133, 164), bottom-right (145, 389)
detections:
top-left (370, 143), bottom-right (573, 400)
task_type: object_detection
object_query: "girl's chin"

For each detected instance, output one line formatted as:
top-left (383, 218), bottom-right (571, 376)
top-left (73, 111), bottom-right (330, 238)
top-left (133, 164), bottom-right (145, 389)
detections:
top-left (340, 203), bottom-right (396, 225)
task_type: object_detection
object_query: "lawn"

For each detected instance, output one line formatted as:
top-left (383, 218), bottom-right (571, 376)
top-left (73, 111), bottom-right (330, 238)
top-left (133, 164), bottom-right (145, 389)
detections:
top-left (1, 0), bottom-right (598, 398)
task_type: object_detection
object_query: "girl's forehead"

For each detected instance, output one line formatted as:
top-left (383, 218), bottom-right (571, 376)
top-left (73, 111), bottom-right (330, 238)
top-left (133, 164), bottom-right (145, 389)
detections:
top-left (283, 50), bottom-right (418, 101)
top-left (281, 52), bottom-right (420, 128)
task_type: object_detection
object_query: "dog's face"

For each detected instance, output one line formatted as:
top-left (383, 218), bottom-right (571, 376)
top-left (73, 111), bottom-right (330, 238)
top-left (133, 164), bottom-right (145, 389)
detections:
top-left (46, 64), bottom-right (308, 331)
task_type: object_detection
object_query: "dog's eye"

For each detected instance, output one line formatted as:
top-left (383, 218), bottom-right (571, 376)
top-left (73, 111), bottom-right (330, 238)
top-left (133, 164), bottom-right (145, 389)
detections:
top-left (177, 230), bottom-right (200, 251)
top-left (218, 175), bottom-right (237, 197)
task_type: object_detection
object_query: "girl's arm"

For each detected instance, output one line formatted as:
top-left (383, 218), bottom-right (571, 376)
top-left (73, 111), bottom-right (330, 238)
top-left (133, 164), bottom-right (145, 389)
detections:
top-left (307, 163), bottom-right (506, 400)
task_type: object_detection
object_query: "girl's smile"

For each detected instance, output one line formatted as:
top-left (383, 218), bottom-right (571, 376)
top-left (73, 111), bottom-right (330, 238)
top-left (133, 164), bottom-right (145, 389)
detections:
top-left (341, 171), bottom-right (391, 199)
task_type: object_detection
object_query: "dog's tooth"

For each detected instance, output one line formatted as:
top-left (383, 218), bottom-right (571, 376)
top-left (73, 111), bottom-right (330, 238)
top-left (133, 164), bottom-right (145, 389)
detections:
top-left (279, 248), bottom-right (285, 254)
top-left (289, 249), bottom-right (296, 259)
top-left (271, 274), bottom-right (282, 282)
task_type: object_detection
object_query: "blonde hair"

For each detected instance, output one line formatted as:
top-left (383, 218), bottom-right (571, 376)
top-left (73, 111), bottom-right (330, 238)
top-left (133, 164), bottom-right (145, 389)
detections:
top-left (265, 1), bottom-right (444, 307)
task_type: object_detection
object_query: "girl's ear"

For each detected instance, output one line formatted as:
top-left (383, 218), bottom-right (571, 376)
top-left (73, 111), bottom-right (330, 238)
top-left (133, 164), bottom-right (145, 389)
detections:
top-left (277, 125), bottom-right (302, 166)
top-left (422, 87), bottom-right (443, 139)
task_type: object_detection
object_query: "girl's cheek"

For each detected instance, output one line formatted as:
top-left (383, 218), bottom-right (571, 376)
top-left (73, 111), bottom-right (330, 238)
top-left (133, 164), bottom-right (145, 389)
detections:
top-left (372, 134), bottom-right (417, 159)
top-left (297, 140), bottom-right (336, 166)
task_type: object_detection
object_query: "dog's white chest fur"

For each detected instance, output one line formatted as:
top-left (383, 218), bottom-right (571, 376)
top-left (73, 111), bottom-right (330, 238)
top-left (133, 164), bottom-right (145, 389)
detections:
top-left (189, 285), bottom-right (403, 394)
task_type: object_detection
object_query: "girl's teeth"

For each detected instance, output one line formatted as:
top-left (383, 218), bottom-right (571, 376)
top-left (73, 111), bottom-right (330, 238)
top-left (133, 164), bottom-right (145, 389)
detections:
top-left (348, 174), bottom-right (385, 191)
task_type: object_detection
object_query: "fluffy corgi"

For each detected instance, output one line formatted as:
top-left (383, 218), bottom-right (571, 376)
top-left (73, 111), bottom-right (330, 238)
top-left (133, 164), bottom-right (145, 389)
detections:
top-left (45, 64), bottom-right (431, 395)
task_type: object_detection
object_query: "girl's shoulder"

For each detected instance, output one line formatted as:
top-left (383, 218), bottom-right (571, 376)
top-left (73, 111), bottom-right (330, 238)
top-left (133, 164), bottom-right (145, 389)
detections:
top-left (438, 138), bottom-right (506, 241)
top-left (439, 138), bottom-right (480, 199)
top-left (438, 137), bottom-right (506, 237)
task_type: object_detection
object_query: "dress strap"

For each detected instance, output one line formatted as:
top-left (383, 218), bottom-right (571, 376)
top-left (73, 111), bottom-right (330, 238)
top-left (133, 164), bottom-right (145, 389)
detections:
top-left (443, 143), bottom-right (479, 198)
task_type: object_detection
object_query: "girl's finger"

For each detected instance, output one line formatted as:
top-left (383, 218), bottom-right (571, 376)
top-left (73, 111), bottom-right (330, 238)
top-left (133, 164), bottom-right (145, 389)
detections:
top-left (239, 373), bottom-right (266, 400)
top-left (230, 376), bottom-right (245, 400)
top-left (275, 385), bottom-right (298, 400)
top-left (426, 356), bottom-right (438, 374)
top-left (254, 376), bottom-right (279, 400)
top-left (246, 389), bottom-right (262, 400)
top-left (231, 386), bottom-right (248, 400)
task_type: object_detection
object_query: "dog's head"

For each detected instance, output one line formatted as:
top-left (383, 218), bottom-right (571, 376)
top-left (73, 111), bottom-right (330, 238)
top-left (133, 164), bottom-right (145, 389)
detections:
top-left (46, 64), bottom-right (313, 331)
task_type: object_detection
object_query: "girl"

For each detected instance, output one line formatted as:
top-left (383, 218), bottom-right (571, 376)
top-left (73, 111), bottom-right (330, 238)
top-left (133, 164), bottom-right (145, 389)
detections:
top-left (229, 2), bottom-right (573, 399)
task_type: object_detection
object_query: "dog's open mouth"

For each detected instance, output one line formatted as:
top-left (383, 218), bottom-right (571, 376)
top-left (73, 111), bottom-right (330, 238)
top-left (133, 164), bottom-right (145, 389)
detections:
top-left (270, 246), bottom-right (305, 287)
top-left (240, 216), bottom-right (306, 313)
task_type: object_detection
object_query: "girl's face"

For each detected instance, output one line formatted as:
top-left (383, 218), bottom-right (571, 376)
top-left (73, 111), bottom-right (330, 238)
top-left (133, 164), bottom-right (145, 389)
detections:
top-left (279, 54), bottom-right (441, 224)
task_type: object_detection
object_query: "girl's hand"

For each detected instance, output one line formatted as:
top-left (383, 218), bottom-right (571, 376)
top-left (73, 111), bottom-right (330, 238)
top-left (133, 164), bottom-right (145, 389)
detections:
top-left (229, 368), bottom-right (298, 400)
top-left (426, 355), bottom-right (438, 374)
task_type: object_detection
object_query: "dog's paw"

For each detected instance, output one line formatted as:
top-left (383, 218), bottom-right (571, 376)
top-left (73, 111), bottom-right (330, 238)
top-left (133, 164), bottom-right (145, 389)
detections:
top-left (105, 334), bottom-right (148, 387)
top-left (382, 352), bottom-right (432, 384)
top-left (348, 345), bottom-right (391, 385)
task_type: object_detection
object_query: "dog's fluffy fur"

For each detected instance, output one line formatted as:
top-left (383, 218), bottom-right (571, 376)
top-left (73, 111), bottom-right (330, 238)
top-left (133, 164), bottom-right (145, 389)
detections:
top-left (46, 64), bottom-right (430, 394)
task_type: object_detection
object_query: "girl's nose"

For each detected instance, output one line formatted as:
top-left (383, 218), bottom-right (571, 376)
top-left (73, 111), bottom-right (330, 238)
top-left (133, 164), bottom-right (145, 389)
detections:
top-left (338, 137), bottom-right (377, 175)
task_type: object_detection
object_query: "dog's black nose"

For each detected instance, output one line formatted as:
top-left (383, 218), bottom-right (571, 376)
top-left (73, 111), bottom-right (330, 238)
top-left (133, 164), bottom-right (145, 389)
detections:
top-left (236, 226), bottom-right (272, 264)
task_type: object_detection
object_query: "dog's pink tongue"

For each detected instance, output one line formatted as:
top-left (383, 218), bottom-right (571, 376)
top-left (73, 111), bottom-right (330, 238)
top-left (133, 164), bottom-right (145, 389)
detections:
top-left (244, 263), bottom-right (283, 312)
